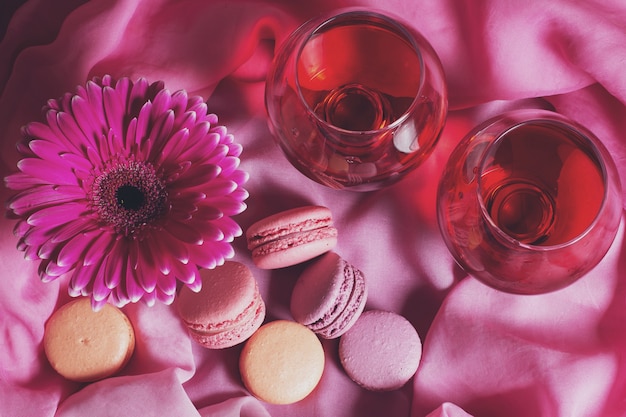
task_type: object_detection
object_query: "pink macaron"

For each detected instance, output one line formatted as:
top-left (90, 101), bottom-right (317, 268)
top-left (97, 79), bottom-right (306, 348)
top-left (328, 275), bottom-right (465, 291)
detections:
top-left (246, 205), bottom-right (338, 269)
top-left (290, 252), bottom-right (367, 339)
top-left (339, 310), bottom-right (422, 391)
top-left (177, 261), bottom-right (265, 349)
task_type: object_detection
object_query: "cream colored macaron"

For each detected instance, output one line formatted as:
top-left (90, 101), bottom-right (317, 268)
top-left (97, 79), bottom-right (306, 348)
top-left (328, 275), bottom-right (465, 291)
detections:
top-left (43, 298), bottom-right (135, 382)
top-left (239, 320), bottom-right (324, 404)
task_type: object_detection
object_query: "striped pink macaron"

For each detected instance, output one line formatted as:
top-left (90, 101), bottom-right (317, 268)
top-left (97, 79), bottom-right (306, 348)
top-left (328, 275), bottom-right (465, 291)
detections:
top-left (177, 261), bottom-right (265, 349)
top-left (246, 205), bottom-right (338, 269)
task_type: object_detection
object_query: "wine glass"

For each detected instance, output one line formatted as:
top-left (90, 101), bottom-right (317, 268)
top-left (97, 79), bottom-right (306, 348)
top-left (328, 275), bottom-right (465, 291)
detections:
top-left (265, 9), bottom-right (447, 191)
top-left (437, 109), bottom-right (623, 294)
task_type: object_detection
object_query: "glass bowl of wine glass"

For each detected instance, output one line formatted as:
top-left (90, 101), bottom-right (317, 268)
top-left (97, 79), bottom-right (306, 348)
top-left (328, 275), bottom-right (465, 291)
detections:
top-left (265, 9), bottom-right (448, 191)
top-left (437, 109), bottom-right (623, 294)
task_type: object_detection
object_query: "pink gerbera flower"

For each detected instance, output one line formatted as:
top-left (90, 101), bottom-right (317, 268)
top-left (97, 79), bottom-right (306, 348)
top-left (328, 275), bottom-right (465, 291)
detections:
top-left (5, 75), bottom-right (248, 310)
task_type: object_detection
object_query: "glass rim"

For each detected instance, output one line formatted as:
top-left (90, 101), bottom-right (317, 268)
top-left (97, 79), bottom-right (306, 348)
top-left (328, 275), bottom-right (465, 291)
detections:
top-left (475, 114), bottom-right (613, 251)
top-left (294, 9), bottom-right (426, 136)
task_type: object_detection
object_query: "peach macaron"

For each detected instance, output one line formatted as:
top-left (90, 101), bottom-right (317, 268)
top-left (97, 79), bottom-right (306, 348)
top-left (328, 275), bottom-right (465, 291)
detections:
top-left (239, 320), bottom-right (325, 404)
top-left (43, 297), bottom-right (135, 382)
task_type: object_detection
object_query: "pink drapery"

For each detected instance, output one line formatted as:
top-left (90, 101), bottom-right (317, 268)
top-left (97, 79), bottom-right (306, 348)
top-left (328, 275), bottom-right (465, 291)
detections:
top-left (1, 1), bottom-right (625, 416)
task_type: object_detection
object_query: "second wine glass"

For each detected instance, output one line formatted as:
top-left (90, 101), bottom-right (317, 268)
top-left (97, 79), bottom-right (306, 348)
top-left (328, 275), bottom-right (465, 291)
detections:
top-left (265, 9), bottom-right (447, 191)
top-left (437, 109), bottom-right (623, 294)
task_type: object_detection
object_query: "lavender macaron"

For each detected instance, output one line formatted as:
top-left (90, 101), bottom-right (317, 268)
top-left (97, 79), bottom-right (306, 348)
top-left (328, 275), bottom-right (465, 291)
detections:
top-left (339, 310), bottom-right (422, 391)
top-left (290, 252), bottom-right (367, 339)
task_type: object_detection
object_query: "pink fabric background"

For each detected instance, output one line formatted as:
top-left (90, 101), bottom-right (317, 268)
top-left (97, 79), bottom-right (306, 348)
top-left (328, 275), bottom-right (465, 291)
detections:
top-left (1, 0), bottom-right (626, 416)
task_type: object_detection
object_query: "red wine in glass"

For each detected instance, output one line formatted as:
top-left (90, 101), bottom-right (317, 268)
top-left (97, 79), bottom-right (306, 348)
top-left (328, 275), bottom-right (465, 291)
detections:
top-left (437, 110), bottom-right (622, 293)
top-left (265, 10), bottom-right (447, 190)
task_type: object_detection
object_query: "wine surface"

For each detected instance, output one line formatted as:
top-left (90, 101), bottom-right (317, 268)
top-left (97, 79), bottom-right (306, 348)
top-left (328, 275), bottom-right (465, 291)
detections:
top-left (480, 122), bottom-right (604, 246)
top-left (297, 21), bottom-right (420, 132)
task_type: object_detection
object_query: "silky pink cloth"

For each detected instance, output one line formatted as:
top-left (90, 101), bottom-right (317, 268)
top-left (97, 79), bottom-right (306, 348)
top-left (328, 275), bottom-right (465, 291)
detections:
top-left (1, 0), bottom-right (626, 416)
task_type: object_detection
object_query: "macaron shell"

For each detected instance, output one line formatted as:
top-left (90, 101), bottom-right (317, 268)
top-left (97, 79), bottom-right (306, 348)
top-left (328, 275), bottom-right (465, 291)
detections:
top-left (188, 288), bottom-right (266, 349)
top-left (177, 261), bottom-right (265, 349)
top-left (252, 230), bottom-right (337, 269)
top-left (43, 298), bottom-right (135, 382)
top-left (239, 320), bottom-right (325, 404)
top-left (246, 205), bottom-right (338, 269)
top-left (290, 252), bottom-right (367, 339)
top-left (246, 206), bottom-right (334, 249)
top-left (339, 310), bottom-right (422, 391)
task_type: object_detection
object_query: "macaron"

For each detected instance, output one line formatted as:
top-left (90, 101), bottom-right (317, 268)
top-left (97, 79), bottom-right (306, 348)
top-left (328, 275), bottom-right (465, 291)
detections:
top-left (338, 310), bottom-right (422, 391)
top-left (239, 320), bottom-right (325, 404)
top-left (290, 252), bottom-right (367, 339)
top-left (177, 261), bottom-right (265, 349)
top-left (246, 205), bottom-right (338, 269)
top-left (43, 297), bottom-right (135, 382)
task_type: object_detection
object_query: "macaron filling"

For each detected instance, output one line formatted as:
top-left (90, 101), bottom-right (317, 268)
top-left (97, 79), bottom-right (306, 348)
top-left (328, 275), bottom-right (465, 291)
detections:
top-left (190, 299), bottom-right (266, 348)
top-left (250, 227), bottom-right (338, 256)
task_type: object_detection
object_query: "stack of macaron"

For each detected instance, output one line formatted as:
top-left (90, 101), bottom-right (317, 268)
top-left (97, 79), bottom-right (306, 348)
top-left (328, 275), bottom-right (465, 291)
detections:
top-left (42, 203), bottom-right (422, 404)
top-left (241, 205), bottom-right (423, 398)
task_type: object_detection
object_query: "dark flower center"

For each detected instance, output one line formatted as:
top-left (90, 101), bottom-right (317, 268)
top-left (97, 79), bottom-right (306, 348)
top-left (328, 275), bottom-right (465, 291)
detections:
top-left (116, 185), bottom-right (145, 211)
top-left (91, 160), bottom-right (168, 236)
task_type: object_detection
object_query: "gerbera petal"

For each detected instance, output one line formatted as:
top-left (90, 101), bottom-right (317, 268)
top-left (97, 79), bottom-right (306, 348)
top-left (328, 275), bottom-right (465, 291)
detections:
top-left (58, 152), bottom-right (94, 178)
top-left (103, 85), bottom-right (125, 138)
top-left (17, 158), bottom-right (78, 186)
top-left (147, 109), bottom-right (174, 161)
top-left (229, 169), bottom-right (249, 186)
top-left (44, 110), bottom-right (81, 154)
top-left (227, 142), bottom-right (243, 158)
top-left (56, 229), bottom-right (100, 268)
top-left (44, 258), bottom-right (74, 278)
top-left (154, 127), bottom-right (189, 166)
top-left (169, 163), bottom-right (220, 189)
top-left (170, 259), bottom-right (197, 285)
top-left (70, 95), bottom-right (102, 147)
top-left (85, 80), bottom-right (107, 128)
top-left (51, 216), bottom-right (96, 243)
top-left (23, 223), bottom-right (54, 247)
top-left (163, 219), bottom-right (204, 245)
top-left (124, 117), bottom-right (138, 151)
top-left (68, 262), bottom-right (92, 296)
top-left (192, 205), bottom-right (223, 222)
top-left (155, 229), bottom-right (189, 264)
top-left (188, 244), bottom-right (219, 270)
top-left (92, 260), bottom-right (111, 302)
top-left (195, 220), bottom-right (224, 242)
top-left (83, 231), bottom-right (115, 266)
top-left (4, 172), bottom-right (45, 190)
top-left (204, 145), bottom-right (230, 165)
top-left (170, 90), bottom-right (189, 121)
top-left (215, 156), bottom-right (240, 176)
top-left (7, 185), bottom-right (85, 216)
top-left (135, 257), bottom-right (157, 293)
top-left (135, 101), bottom-right (152, 158)
top-left (141, 290), bottom-right (157, 307)
top-left (185, 269), bottom-right (203, 293)
top-left (91, 297), bottom-right (109, 312)
top-left (156, 289), bottom-right (175, 305)
top-left (26, 203), bottom-right (86, 227)
top-left (127, 77), bottom-right (149, 116)
top-left (57, 110), bottom-right (89, 147)
top-left (103, 239), bottom-right (125, 289)
top-left (151, 88), bottom-right (172, 117)
top-left (200, 196), bottom-right (247, 217)
top-left (211, 216), bottom-right (243, 241)
top-left (125, 266), bottom-right (145, 303)
top-left (156, 272), bottom-right (177, 296)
